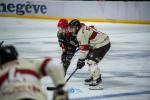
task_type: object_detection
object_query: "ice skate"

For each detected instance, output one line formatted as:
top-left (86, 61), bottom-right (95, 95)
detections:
top-left (84, 77), bottom-right (93, 85)
top-left (89, 76), bottom-right (103, 90)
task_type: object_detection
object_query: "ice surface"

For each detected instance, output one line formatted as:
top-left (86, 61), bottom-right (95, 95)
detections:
top-left (0, 17), bottom-right (150, 100)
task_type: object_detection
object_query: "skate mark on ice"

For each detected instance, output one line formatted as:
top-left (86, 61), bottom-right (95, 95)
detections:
top-left (68, 72), bottom-right (150, 79)
top-left (71, 90), bottom-right (150, 100)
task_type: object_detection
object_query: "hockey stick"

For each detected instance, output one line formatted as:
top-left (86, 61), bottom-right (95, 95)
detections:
top-left (65, 67), bottom-right (78, 83)
top-left (0, 41), bottom-right (4, 47)
top-left (47, 67), bottom-right (78, 91)
top-left (47, 48), bottom-right (80, 90)
top-left (75, 48), bottom-right (79, 53)
top-left (47, 86), bottom-right (57, 90)
top-left (64, 48), bottom-right (79, 83)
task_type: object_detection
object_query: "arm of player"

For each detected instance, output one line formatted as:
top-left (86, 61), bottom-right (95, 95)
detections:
top-left (77, 25), bottom-right (94, 59)
top-left (40, 58), bottom-right (68, 99)
top-left (76, 49), bottom-right (89, 69)
top-left (76, 26), bottom-right (93, 69)
top-left (40, 58), bottom-right (65, 87)
top-left (79, 49), bottom-right (89, 59)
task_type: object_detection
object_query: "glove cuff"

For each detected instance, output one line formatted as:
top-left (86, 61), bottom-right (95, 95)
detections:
top-left (79, 59), bottom-right (85, 61)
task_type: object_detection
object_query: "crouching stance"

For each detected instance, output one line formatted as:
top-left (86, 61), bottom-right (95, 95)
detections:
top-left (57, 19), bottom-right (78, 75)
top-left (68, 19), bottom-right (111, 90)
top-left (0, 45), bottom-right (68, 100)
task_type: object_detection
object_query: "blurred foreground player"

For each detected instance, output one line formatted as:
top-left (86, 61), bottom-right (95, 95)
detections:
top-left (57, 18), bottom-right (78, 75)
top-left (0, 45), bottom-right (68, 100)
top-left (68, 19), bottom-right (111, 90)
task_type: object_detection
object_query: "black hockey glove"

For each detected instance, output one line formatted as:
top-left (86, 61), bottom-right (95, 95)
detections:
top-left (61, 52), bottom-right (67, 64)
top-left (53, 89), bottom-right (68, 100)
top-left (77, 59), bottom-right (85, 69)
top-left (66, 51), bottom-right (74, 60)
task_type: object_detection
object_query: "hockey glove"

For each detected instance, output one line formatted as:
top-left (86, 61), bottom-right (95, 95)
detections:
top-left (61, 52), bottom-right (67, 64)
top-left (66, 51), bottom-right (74, 60)
top-left (77, 59), bottom-right (85, 69)
top-left (53, 89), bottom-right (68, 100)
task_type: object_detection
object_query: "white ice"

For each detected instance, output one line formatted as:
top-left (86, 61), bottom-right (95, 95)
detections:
top-left (0, 17), bottom-right (150, 100)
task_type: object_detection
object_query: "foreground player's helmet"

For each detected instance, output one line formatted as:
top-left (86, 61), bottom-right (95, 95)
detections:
top-left (57, 18), bottom-right (68, 28)
top-left (68, 19), bottom-right (81, 30)
top-left (0, 45), bottom-right (18, 65)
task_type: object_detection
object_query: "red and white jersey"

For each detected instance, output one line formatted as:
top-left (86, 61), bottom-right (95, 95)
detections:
top-left (77, 25), bottom-right (110, 59)
top-left (77, 25), bottom-right (110, 50)
top-left (0, 58), bottom-right (51, 88)
top-left (0, 58), bottom-right (65, 100)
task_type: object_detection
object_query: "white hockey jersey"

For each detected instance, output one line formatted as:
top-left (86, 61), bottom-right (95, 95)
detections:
top-left (0, 58), bottom-right (64, 100)
top-left (77, 25), bottom-right (110, 59)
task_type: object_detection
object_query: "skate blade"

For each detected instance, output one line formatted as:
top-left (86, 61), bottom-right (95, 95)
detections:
top-left (89, 85), bottom-right (104, 90)
top-left (84, 82), bottom-right (92, 85)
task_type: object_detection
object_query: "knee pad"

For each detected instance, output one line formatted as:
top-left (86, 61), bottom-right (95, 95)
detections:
top-left (87, 60), bottom-right (97, 66)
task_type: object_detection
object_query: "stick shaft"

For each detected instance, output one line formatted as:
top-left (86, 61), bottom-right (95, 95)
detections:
top-left (0, 41), bottom-right (4, 47)
top-left (65, 68), bottom-right (78, 83)
top-left (47, 68), bottom-right (78, 91)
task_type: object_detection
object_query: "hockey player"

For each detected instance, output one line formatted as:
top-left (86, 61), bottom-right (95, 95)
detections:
top-left (68, 19), bottom-right (111, 90)
top-left (57, 18), bottom-right (78, 75)
top-left (0, 45), bottom-right (68, 100)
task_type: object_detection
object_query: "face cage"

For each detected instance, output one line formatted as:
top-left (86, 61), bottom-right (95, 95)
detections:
top-left (68, 26), bottom-right (77, 33)
top-left (58, 27), bottom-right (67, 33)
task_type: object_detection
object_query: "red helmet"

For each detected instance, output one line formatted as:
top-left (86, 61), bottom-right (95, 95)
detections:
top-left (57, 18), bottom-right (68, 28)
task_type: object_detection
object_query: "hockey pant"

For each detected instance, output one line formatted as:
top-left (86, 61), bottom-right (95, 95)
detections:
top-left (86, 43), bottom-right (111, 80)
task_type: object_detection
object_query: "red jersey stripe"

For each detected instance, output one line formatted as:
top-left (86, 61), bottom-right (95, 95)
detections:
top-left (40, 58), bottom-right (51, 76)
top-left (0, 69), bottom-right (40, 86)
top-left (89, 31), bottom-right (97, 40)
top-left (16, 69), bottom-right (40, 78)
top-left (79, 45), bottom-right (89, 51)
top-left (0, 73), bottom-right (8, 86)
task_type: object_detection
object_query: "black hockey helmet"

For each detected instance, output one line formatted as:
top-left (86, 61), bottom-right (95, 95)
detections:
top-left (0, 45), bottom-right (18, 65)
top-left (68, 19), bottom-right (81, 30)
